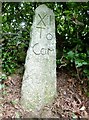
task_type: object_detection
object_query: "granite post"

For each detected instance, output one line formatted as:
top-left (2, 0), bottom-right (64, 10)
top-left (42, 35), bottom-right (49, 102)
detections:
top-left (21, 4), bottom-right (56, 116)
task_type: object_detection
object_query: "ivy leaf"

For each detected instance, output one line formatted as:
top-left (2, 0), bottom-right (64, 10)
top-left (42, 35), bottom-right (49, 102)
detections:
top-left (75, 60), bottom-right (87, 68)
top-left (67, 51), bottom-right (75, 59)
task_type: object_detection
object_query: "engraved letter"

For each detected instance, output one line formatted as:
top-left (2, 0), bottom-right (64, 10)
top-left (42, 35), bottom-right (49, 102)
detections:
top-left (37, 14), bottom-right (47, 26)
top-left (36, 27), bottom-right (45, 38)
top-left (46, 33), bottom-right (53, 40)
top-left (32, 43), bottom-right (40, 55)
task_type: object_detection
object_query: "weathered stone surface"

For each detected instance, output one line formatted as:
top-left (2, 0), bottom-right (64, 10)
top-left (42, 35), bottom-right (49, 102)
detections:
top-left (21, 4), bottom-right (56, 115)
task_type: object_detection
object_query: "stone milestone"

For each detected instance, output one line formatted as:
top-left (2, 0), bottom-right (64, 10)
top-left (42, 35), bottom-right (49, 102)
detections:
top-left (21, 4), bottom-right (56, 115)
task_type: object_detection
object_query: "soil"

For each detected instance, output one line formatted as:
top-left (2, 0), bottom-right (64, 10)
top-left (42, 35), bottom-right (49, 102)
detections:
top-left (0, 69), bottom-right (89, 119)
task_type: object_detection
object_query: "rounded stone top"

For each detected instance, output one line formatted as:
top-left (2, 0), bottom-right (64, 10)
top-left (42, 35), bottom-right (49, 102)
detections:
top-left (35, 4), bottom-right (53, 14)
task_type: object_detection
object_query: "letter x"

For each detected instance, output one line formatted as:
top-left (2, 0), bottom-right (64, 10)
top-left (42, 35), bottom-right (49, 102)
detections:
top-left (37, 14), bottom-right (47, 26)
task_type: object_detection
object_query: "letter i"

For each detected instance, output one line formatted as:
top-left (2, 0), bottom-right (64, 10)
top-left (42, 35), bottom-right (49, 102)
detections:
top-left (49, 15), bottom-right (51, 25)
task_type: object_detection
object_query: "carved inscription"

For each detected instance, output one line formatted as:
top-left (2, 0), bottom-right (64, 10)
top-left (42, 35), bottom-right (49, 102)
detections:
top-left (37, 14), bottom-right (47, 26)
top-left (49, 15), bottom-right (51, 25)
top-left (32, 43), bottom-right (54, 55)
top-left (36, 27), bottom-right (45, 38)
top-left (46, 33), bottom-right (53, 40)
top-left (36, 14), bottom-right (52, 38)
top-left (33, 13), bottom-right (54, 56)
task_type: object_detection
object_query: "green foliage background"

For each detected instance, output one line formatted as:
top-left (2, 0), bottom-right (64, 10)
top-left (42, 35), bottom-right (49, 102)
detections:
top-left (1, 2), bottom-right (89, 83)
